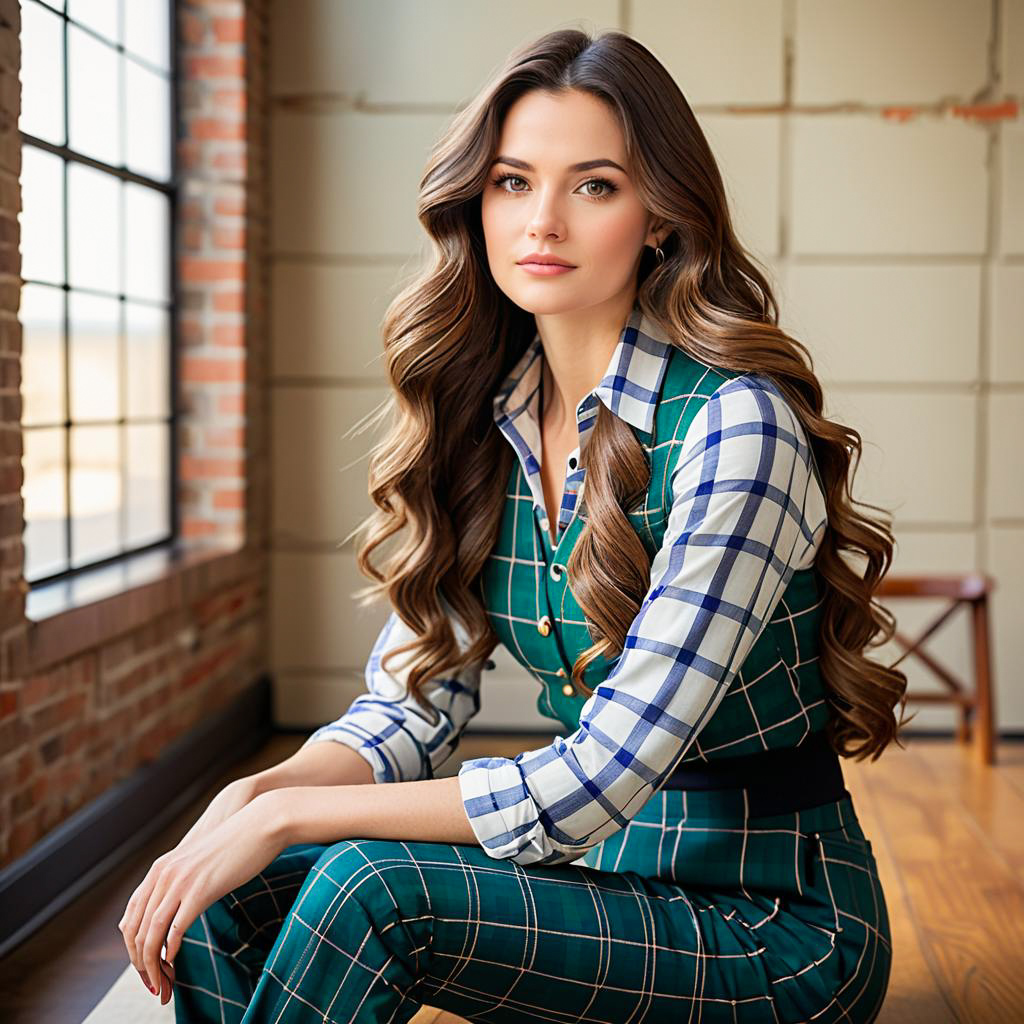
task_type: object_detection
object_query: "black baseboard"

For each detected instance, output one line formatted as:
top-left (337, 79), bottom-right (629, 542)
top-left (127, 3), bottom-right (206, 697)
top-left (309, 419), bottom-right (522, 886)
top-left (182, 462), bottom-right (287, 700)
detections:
top-left (0, 675), bottom-right (274, 959)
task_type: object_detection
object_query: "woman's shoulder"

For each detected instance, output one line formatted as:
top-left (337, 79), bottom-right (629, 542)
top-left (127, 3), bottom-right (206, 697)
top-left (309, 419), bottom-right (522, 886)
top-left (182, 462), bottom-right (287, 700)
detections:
top-left (655, 355), bottom-right (826, 508)
top-left (653, 347), bottom-right (766, 447)
top-left (657, 348), bottom-right (803, 440)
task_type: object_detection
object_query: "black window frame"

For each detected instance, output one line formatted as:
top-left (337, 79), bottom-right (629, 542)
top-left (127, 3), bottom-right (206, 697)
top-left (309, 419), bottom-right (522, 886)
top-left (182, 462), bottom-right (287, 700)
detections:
top-left (18, 0), bottom-right (180, 591)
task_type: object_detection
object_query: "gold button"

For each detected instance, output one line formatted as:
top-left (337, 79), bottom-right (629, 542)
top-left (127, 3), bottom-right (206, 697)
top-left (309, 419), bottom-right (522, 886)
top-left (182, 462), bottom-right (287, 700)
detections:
top-left (561, 683), bottom-right (574, 697)
top-left (556, 667), bottom-right (567, 677)
top-left (537, 615), bottom-right (551, 636)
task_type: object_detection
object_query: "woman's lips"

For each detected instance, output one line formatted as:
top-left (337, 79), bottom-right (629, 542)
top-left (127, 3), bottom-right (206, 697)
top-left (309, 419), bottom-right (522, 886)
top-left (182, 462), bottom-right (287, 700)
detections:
top-left (518, 262), bottom-right (576, 276)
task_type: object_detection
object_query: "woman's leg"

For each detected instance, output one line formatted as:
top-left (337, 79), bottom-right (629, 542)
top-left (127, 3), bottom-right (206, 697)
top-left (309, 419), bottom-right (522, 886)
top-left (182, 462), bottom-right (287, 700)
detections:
top-left (236, 838), bottom-right (804, 1024)
top-left (175, 802), bottom-right (890, 1024)
top-left (172, 842), bottom-right (330, 1024)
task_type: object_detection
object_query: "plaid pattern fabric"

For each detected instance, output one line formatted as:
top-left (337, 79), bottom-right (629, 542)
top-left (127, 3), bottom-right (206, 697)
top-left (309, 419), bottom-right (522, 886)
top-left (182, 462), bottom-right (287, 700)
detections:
top-left (178, 301), bottom-right (895, 1021)
top-left (468, 312), bottom-right (832, 762)
top-left (172, 795), bottom-right (890, 1023)
top-left (458, 306), bottom-right (830, 865)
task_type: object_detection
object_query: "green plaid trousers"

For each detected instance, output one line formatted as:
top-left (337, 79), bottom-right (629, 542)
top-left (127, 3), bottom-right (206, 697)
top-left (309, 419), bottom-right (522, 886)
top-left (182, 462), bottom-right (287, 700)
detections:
top-left (172, 789), bottom-right (889, 1022)
top-left (173, 332), bottom-right (891, 1021)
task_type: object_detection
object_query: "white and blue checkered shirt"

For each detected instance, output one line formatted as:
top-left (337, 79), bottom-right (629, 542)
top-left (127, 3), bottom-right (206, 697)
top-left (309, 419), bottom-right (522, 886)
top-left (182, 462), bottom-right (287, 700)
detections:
top-left (303, 316), bottom-right (828, 866)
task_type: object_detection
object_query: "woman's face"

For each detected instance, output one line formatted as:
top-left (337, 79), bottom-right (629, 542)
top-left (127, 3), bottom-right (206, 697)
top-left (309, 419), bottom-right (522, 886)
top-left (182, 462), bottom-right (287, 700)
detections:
top-left (480, 88), bottom-right (662, 316)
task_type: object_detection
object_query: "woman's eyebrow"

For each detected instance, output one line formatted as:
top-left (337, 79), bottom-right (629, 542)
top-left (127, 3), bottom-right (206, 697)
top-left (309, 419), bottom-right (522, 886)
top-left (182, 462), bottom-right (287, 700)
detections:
top-left (490, 155), bottom-right (627, 174)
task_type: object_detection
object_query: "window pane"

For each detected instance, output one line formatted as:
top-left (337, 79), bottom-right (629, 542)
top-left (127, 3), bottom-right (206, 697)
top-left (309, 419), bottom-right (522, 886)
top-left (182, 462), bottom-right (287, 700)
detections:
top-left (20, 147), bottom-right (65, 285)
top-left (68, 23), bottom-right (120, 166)
top-left (125, 59), bottom-right (171, 182)
top-left (21, 283), bottom-right (66, 428)
top-left (70, 424), bottom-right (121, 566)
top-left (125, 182), bottom-right (169, 302)
top-left (69, 291), bottom-right (120, 422)
top-left (124, 0), bottom-right (170, 72)
top-left (67, 0), bottom-right (119, 45)
top-left (23, 426), bottom-right (69, 581)
top-left (126, 422), bottom-right (169, 545)
top-left (68, 162), bottom-right (121, 294)
top-left (125, 301), bottom-right (170, 419)
top-left (20, 1), bottom-right (65, 145)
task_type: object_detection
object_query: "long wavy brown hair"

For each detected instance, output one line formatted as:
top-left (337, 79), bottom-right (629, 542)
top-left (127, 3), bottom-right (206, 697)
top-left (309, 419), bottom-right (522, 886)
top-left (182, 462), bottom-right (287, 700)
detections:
top-left (343, 28), bottom-right (911, 762)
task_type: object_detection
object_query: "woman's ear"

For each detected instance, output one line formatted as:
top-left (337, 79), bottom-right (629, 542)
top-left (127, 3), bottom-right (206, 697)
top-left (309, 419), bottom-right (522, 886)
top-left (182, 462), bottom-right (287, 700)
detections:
top-left (645, 218), bottom-right (671, 249)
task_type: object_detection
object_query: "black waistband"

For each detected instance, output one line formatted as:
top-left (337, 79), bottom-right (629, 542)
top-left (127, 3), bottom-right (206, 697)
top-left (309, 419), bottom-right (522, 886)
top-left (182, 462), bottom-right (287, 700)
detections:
top-left (660, 729), bottom-right (848, 816)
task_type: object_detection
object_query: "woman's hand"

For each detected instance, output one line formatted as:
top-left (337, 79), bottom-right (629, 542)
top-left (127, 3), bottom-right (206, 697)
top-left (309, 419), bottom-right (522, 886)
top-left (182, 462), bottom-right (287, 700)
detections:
top-left (118, 791), bottom-right (290, 1005)
top-left (118, 775), bottom-right (262, 1002)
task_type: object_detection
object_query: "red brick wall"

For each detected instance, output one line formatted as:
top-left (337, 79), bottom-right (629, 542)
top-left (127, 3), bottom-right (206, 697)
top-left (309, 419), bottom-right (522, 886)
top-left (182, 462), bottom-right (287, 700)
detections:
top-left (0, 0), bottom-right (271, 867)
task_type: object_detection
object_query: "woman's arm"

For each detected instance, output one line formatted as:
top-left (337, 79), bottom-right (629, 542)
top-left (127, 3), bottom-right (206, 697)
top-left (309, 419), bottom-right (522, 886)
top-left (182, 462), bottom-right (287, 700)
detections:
top-left (266, 775), bottom-right (479, 847)
top-left (250, 739), bottom-right (374, 794)
top-left (172, 745), bottom-right (374, 853)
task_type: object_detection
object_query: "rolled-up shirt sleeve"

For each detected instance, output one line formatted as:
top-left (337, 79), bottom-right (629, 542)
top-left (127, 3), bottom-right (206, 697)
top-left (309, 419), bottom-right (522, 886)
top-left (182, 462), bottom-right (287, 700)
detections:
top-left (302, 598), bottom-right (489, 783)
top-left (457, 374), bottom-right (829, 866)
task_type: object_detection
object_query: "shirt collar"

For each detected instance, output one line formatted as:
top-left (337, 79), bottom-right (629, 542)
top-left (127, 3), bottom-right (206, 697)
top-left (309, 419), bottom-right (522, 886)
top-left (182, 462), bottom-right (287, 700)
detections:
top-left (491, 300), bottom-right (675, 438)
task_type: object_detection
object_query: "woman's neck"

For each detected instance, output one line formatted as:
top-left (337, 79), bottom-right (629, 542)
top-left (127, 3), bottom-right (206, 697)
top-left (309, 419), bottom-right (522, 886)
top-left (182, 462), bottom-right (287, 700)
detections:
top-left (535, 295), bottom-right (635, 434)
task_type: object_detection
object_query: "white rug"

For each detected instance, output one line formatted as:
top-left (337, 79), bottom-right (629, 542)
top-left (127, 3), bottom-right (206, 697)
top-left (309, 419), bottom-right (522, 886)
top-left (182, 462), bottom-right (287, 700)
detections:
top-left (81, 964), bottom-right (175, 1023)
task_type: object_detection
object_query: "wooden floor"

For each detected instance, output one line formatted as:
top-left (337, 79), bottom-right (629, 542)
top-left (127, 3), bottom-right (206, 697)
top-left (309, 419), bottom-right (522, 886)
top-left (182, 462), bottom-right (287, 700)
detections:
top-left (0, 732), bottom-right (1022, 1022)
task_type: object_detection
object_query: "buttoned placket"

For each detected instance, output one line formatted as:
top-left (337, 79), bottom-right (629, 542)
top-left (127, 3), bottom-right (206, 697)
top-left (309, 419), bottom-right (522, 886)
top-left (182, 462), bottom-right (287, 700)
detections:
top-left (532, 529), bottom-right (580, 702)
top-left (530, 389), bottom-right (604, 705)
top-left (531, 471), bottom-right (588, 701)
top-left (532, 428), bottom-right (661, 707)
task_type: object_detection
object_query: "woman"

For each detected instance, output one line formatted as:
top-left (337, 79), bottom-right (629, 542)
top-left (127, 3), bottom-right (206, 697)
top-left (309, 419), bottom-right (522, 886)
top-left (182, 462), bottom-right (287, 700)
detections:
top-left (120, 28), bottom-right (909, 1023)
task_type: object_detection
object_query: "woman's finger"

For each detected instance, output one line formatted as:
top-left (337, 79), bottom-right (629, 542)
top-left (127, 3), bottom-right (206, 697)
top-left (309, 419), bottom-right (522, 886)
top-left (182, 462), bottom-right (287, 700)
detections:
top-left (131, 858), bottom-right (172, 971)
top-left (142, 891), bottom-right (181, 1000)
top-left (163, 902), bottom-right (191, 967)
top-left (129, 860), bottom-right (172, 992)
top-left (158, 958), bottom-right (175, 1005)
top-left (118, 884), bottom-right (155, 991)
top-left (164, 894), bottom-right (200, 971)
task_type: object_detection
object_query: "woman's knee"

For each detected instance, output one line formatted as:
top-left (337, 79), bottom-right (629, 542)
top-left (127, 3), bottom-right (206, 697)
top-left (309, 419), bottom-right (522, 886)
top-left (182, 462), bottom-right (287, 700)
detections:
top-left (308, 839), bottom-right (426, 895)
top-left (302, 839), bottom-right (435, 932)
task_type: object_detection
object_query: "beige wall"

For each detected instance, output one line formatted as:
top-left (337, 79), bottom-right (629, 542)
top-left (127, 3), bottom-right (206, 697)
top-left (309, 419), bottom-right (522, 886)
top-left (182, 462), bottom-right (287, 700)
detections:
top-left (267, 0), bottom-right (1024, 734)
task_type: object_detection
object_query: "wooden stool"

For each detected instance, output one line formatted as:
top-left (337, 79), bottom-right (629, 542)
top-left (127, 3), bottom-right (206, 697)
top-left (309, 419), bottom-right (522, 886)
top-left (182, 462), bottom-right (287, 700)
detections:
top-left (875, 572), bottom-right (997, 764)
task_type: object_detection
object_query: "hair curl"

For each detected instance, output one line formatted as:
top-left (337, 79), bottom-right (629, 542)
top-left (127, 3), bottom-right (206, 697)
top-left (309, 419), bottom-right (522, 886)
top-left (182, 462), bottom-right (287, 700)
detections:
top-left (343, 28), bottom-right (911, 762)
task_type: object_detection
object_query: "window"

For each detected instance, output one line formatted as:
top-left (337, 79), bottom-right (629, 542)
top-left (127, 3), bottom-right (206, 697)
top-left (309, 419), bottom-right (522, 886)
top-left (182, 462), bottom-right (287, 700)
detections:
top-left (18, 0), bottom-right (178, 588)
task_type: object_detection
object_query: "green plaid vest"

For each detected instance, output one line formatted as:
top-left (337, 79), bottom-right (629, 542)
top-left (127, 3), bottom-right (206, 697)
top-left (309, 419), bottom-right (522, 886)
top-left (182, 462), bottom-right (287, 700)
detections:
top-left (480, 344), bottom-right (831, 758)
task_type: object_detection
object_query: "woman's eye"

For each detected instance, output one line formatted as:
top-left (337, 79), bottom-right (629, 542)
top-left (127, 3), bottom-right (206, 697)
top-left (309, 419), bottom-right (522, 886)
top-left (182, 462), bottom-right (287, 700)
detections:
top-left (575, 177), bottom-right (619, 200)
top-left (491, 174), bottom-right (527, 192)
